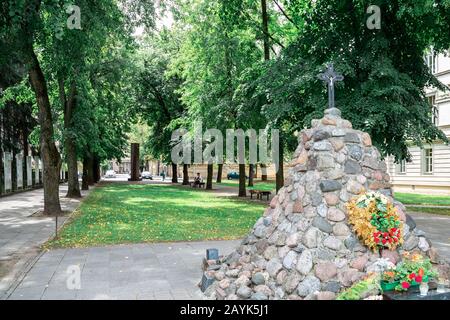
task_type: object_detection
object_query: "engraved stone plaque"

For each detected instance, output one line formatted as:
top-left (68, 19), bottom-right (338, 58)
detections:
top-left (4, 152), bottom-right (12, 191)
top-left (26, 156), bottom-right (33, 186)
top-left (34, 156), bottom-right (40, 184)
top-left (16, 153), bottom-right (23, 189)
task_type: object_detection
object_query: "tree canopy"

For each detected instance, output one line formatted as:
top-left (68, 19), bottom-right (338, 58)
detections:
top-left (1, 0), bottom-right (449, 208)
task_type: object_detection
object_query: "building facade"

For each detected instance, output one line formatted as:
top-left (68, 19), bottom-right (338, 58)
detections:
top-left (110, 158), bottom-right (131, 174)
top-left (387, 51), bottom-right (450, 195)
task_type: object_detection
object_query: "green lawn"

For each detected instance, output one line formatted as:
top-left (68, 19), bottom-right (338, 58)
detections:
top-left (216, 179), bottom-right (276, 192)
top-left (48, 183), bottom-right (265, 248)
top-left (405, 206), bottom-right (450, 216)
top-left (394, 192), bottom-right (450, 206)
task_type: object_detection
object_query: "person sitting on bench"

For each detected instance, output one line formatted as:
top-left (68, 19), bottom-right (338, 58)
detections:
top-left (193, 172), bottom-right (203, 187)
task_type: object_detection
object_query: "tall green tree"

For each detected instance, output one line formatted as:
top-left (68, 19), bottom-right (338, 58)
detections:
top-left (1, 0), bottom-right (154, 211)
top-left (174, 0), bottom-right (263, 195)
top-left (250, 0), bottom-right (450, 163)
top-left (0, 0), bottom-right (65, 213)
top-left (135, 30), bottom-right (186, 183)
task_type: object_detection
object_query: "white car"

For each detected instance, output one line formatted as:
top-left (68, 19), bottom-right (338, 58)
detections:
top-left (141, 171), bottom-right (153, 179)
top-left (105, 170), bottom-right (116, 178)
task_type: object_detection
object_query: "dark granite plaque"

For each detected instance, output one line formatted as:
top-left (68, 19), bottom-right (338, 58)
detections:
top-left (383, 283), bottom-right (450, 300)
top-left (206, 248), bottom-right (219, 260)
top-left (200, 273), bottom-right (215, 292)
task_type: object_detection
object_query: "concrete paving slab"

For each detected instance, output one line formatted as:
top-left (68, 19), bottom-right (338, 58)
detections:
top-left (0, 184), bottom-right (91, 298)
top-left (409, 212), bottom-right (450, 262)
top-left (5, 240), bottom-right (240, 300)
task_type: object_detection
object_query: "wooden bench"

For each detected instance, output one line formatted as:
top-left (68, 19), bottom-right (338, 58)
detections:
top-left (249, 190), bottom-right (272, 200)
top-left (190, 181), bottom-right (206, 188)
top-left (249, 189), bottom-right (260, 199)
top-left (259, 191), bottom-right (271, 200)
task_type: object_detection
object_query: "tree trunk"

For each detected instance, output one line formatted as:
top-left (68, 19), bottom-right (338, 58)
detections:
top-left (171, 163), bottom-right (178, 183)
top-left (238, 164), bottom-right (246, 197)
top-left (60, 79), bottom-right (81, 198)
top-left (261, 163), bottom-right (268, 181)
top-left (261, 0), bottom-right (270, 61)
top-left (22, 123), bottom-right (29, 189)
top-left (258, 4), bottom-right (270, 186)
top-left (23, 152), bottom-right (28, 189)
top-left (65, 138), bottom-right (81, 197)
top-left (182, 164), bottom-right (189, 185)
top-left (248, 164), bottom-right (254, 187)
top-left (27, 48), bottom-right (62, 215)
top-left (0, 150), bottom-right (3, 195)
top-left (82, 156), bottom-right (89, 191)
top-left (261, 0), bottom-right (271, 187)
top-left (276, 139), bottom-right (284, 192)
top-left (12, 150), bottom-right (17, 191)
top-left (255, 164), bottom-right (258, 179)
top-left (93, 156), bottom-right (100, 183)
top-left (206, 163), bottom-right (213, 190)
top-left (216, 163), bottom-right (223, 183)
top-left (87, 154), bottom-right (95, 185)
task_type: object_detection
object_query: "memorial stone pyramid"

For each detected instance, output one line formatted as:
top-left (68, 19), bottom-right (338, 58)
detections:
top-left (201, 106), bottom-right (447, 300)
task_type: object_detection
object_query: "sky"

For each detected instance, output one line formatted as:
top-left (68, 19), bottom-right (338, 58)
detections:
top-left (132, 3), bottom-right (174, 37)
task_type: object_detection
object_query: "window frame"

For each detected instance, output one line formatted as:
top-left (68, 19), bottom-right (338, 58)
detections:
top-left (432, 104), bottom-right (439, 126)
top-left (424, 48), bottom-right (437, 74)
top-left (427, 95), bottom-right (439, 126)
top-left (396, 159), bottom-right (406, 174)
top-left (422, 147), bottom-right (433, 175)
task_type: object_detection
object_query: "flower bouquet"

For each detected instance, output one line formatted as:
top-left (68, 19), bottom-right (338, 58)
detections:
top-left (347, 191), bottom-right (403, 252)
top-left (381, 253), bottom-right (437, 291)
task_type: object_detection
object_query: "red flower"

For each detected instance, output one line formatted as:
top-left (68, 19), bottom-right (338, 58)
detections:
top-left (415, 276), bottom-right (423, 283)
top-left (418, 268), bottom-right (424, 277)
top-left (401, 282), bottom-right (410, 289)
top-left (409, 273), bottom-right (416, 280)
top-left (382, 239), bottom-right (387, 244)
top-left (374, 237), bottom-right (380, 243)
top-left (391, 228), bottom-right (397, 232)
top-left (383, 232), bottom-right (389, 237)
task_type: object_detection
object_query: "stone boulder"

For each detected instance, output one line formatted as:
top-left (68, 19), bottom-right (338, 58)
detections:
top-left (200, 107), bottom-right (448, 300)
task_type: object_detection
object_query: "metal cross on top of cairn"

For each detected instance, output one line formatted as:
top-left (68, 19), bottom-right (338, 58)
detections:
top-left (317, 63), bottom-right (344, 109)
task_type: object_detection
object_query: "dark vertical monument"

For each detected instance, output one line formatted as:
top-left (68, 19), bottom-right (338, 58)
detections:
top-left (129, 143), bottom-right (140, 181)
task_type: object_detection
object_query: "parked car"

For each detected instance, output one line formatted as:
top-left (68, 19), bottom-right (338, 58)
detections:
top-left (227, 171), bottom-right (248, 180)
top-left (141, 171), bottom-right (153, 180)
top-left (105, 170), bottom-right (116, 178)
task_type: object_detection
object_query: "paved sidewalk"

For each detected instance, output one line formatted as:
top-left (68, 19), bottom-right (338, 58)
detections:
top-left (6, 240), bottom-right (240, 300)
top-left (0, 185), bottom-right (91, 298)
top-left (409, 212), bottom-right (450, 262)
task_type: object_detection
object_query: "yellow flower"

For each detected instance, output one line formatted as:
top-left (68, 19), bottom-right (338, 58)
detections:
top-left (347, 193), bottom-right (403, 252)
top-left (411, 253), bottom-right (423, 262)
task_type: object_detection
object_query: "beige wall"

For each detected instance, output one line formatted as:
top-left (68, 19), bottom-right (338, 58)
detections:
top-left (387, 52), bottom-right (450, 195)
top-left (110, 158), bottom-right (131, 174)
top-left (387, 144), bottom-right (450, 195)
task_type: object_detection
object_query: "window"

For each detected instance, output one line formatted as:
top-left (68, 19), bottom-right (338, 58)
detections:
top-left (423, 148), bottom-right (433, 174)
top-left (424, 49), bottom-right (437, 74)
top-left (428, 96), bottom-right (439, 125)
top-left (397, 159), bottom-right (406, 174)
